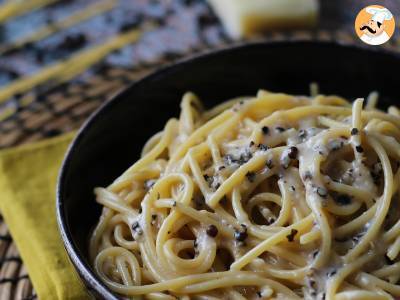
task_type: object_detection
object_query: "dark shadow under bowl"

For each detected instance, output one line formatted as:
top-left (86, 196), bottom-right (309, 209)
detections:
top-left (57, 40), bottom-right (400, 299)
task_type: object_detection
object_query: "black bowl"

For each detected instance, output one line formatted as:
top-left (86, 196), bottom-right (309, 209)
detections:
top-left (57, 40), bottom-right (400, 299)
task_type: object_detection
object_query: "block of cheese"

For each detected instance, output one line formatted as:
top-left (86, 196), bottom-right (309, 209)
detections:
top-left (207, 0), bottom-right (319, 38)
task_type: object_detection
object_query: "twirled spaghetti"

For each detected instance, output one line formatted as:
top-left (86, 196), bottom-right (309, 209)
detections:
top-left (90, 90), bottom-right (400, 299)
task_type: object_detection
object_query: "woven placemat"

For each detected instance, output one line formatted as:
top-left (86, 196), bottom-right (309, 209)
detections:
top-left (0, 0), bottom-right (399, 298)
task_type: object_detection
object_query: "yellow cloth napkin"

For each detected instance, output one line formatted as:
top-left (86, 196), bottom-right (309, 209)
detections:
top-left (0, 133), bottom-right (91, 299)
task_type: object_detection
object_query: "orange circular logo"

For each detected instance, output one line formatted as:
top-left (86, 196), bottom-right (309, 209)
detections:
top-left (355, 5), bottom-right (395, 45)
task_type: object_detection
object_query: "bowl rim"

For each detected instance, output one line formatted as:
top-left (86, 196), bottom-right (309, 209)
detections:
top-left (56, 39), bottom-right (400, 298)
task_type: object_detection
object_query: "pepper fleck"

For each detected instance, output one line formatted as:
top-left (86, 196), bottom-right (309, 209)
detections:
top-left (234, 226), bottom-right (248, 241)
top-left (131, 221), bottom-right (143, 235)
top-left (206, 225), bottom-right (218, 237)
top-left (249, 141), bottom-right (255, 147)
top-left (262, 126), bottom-right (269, 135)
top-left (286, 229), bottom-right (298, 242)
top-left (266, 217), bottom-right (275, 225)
top-left (287, 146), bottom-right (298, 159)
top-left (246, 171), bottom-right (256, 182)
top-left (351, 128), bottom-right (359, 135)
top-left (132, 222), bottom-right (140, 231)
top-left (266, 159), bottom-right (274, 169)
top-left (258, 144), bottom-right (269, 151)
top-left (355, 145), bottom-right (364, 153)
top-left (276, 126), bottom-right (286, 132)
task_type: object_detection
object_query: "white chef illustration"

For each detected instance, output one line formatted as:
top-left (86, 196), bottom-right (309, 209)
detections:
top-left (359, 7), bottom-right (393, 45)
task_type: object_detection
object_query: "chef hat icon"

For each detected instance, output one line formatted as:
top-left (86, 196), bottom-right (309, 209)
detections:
top-left (366, 7), bottom-right (393, 24)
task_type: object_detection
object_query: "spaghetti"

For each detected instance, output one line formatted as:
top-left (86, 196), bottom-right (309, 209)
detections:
top-left (90, 90), bottom-right (400, 299)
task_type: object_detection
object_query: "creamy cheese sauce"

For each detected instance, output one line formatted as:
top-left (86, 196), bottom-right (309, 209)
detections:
top-left (90, 91), bottom-right (400, 299)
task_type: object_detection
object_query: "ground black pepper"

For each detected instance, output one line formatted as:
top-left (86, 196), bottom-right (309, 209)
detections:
top-left (276, 126), bottom-right (286, 132)
top-left (266, 217), bottom-right (275, 225)
top-left (234, 225), bottom-right (248, 241)
top-left (206, 225), bottom-right (218, 237)
top-left (258, 144), bottom-right (269, 151)
top-left (224, 154), bottom-right (236, 165)
top-left (351, 128), bottom-right (359, 135)
top-left (246, 171), bottom-right (256, 182)
top-left (356, 145), bottom-right (364, 153)
top-left (132, 222), bottom-right (143, 235)
top-left (286, 229), bottom-right (298, 242)
top-left (266, 159), bottom-right (274, 169)
top-left (262, 126), bottom-right (269, 135)
top-left (239, 150), bottom-right (253, 164)
top-left (287, 146), bottom-right (298, 159)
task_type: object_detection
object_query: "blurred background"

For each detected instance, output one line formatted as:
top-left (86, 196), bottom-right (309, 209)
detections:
top-left (0, 0), bottom-right (398, 149)
top-left (0, 0), bottom-right (398, 298)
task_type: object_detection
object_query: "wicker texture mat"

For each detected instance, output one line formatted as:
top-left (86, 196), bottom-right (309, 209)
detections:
top-left (0, 0), bottom-right (399, 299)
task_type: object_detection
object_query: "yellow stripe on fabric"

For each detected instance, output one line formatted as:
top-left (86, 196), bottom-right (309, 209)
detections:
top-left (0, 0), bottom-right (118, 55)
top-left (0, 25), bottom-right (148, 105)
top-left (0, 0), bottom-right (58, 23)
